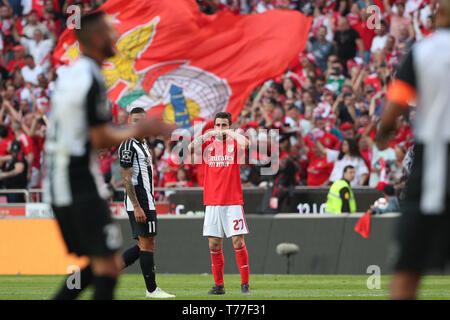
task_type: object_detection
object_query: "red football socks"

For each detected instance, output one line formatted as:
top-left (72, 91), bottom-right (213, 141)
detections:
top-left (210, 248), bottom-right (224, 286)
top-left (234, 245), bottom-right (249, 285)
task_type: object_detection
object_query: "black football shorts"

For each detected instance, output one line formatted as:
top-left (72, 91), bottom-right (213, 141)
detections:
top-left (52, 199), bottom-right (122, 257)
top-left (127, 209), bottom-right (157, 240)
top-left (390, 201), bottom-right (450, 273)
top-left (390, 144), bottom-right (450, 273)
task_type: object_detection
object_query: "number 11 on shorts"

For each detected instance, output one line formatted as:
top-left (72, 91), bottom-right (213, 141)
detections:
top-left (148, 221), bottom-right (155, 233)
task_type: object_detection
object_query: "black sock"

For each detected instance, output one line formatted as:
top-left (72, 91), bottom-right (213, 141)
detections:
top-left (139, 251), bottom-right (157, 293)
top-left (53, 265), bottom-right (93, 300)
top-left (122, 245), bottom-right (140, 269)
top-left (93, 275), bottom-right (117, 300)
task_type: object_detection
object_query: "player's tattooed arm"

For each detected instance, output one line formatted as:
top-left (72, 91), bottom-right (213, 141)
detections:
top-left (122, 167), bottom-right (147, 223)
top-left (121, 167), bottom-right (140, 209)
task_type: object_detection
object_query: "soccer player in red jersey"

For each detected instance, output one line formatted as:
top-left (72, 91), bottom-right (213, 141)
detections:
top-left (188, 112), bottom-right (251, 295)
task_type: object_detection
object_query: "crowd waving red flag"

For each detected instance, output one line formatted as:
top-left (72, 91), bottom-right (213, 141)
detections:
top-left (53, 0), bottom-right (312, 128)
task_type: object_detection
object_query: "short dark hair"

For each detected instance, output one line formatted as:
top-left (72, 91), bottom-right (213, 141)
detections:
top-left (331, 59), bottom-right (343, 68)
top-left (287, 104), bottom-right (299, 111)
top-left (360, 110), bottom-right (370, 117)
top-left (383, 184), bottom-right (395, 196)
top-left (343, 165), bottom-right (355, 174)
top-left (272, 82), bottom-right (285, 96)
top-left (0, 125), bottom-right (8, 138)
top-left (130, 107), bottom-right (146, 115)
top-left (267, 97), bottom-right (278, 105)
top-left (75, 11), bottom-right (107, 47)
top-left (343, 92), bottom-right (353, 99)
top-left (214, 112), bottom-right (232, 126)
top-left (315, 74), bottom-right (326, 82)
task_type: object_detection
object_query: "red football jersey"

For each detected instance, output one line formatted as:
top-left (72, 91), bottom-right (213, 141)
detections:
top-left (18, 133), bottom-right (34, 156)
top-left (304, 131), bottom-right (340, 150)
top-left (195, 163), bottom-right (205, 187)
top-left (353, 21), bottom-right (375, 51)
top-left (162, 152), bottom-right (180, 186)
top-left (0, 137), bottom-right (13, 156)
top-left (202, 136), bottom-right (244, 206)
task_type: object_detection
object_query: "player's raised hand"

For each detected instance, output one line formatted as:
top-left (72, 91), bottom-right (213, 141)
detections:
top-left (223, 129), bottom-right (233, 136)
top-left (205, 129), bottom-right (221, 139)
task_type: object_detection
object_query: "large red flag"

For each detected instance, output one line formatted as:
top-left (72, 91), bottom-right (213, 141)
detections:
top-left (53, 0), bottom-right (312, 128)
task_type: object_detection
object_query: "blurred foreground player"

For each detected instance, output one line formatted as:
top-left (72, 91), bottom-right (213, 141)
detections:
top-left (188, 112), bottom-right (251, 295)
top-left (118, 108), bottom-right (175, 298)
top-left (43, 12), bottom-right (172, 300)
top-left (378, 0), bottom-right (450, 300)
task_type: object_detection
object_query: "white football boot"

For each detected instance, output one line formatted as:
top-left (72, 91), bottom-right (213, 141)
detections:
top-left (145, 287), bottom-right (176, 298)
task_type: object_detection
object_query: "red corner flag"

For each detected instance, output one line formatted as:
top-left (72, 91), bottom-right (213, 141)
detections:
top-left (354, 212), bottom-right (372, 239)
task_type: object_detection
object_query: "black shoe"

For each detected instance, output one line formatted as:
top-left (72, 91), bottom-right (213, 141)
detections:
top-left (241, 283), bottom-right (250, 295)
top-left (207, 284), bottom-right (226, 295)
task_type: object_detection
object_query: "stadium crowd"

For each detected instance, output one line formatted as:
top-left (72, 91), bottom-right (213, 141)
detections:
top-left (0, 0), bottom-right (435, 203)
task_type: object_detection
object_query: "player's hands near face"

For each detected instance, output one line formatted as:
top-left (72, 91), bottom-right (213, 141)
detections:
top-left (205, 130), bottom-right (221, 139)
top-left (134, 206), bottom-right (147, 224)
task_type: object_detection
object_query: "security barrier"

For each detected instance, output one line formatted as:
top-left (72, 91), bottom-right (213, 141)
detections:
top-left (165, 187), bottom-right (382, 214)
top-left (0, 190), bottom-right (30, 203)
top-left (0, 213), bottom-right (428, 276)
top-left (0, 187), bottom-right (382, 216)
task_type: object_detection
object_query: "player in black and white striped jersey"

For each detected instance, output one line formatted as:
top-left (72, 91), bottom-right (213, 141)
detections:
top-left (118, 107), bottom-right (175, 298)
top-left (45, 12), bottom-right (174, 300)
top-left (378, 0), bottom-right (450, 300)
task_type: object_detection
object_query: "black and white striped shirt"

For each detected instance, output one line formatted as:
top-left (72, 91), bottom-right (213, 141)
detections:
top-left (43, 55), bottom-right (111, 206)
top-left (118, 138), bottom-right (155, 211)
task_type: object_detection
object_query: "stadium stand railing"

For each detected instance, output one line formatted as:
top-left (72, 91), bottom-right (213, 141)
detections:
top-left (0, 189), bottom-right (30, 203)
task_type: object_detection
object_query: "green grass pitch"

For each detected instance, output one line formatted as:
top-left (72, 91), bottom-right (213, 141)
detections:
top-left (1, 274), bottom-right (450, 300)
